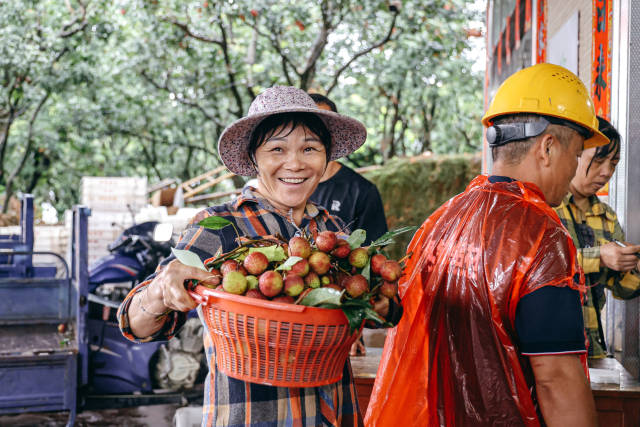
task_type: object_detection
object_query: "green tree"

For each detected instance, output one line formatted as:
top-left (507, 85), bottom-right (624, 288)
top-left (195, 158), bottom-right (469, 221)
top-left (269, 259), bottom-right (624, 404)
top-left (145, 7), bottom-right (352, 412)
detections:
top-left (1, 0), bottom-right (483, 216)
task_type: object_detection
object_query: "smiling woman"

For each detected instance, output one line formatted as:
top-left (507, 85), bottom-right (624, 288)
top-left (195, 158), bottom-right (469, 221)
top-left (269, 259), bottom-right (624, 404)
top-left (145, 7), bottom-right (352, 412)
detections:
top-left (116, 86), bottom-right (392, 427)
top-left (249, 113), bottom-right (332, 224)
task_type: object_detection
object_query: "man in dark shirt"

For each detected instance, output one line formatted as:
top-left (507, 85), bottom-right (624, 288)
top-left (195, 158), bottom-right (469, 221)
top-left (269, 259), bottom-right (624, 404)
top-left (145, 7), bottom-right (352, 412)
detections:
top-left (308, 93), bottom-right (388, 245)
top-left (309, 93), bottom-right (388, 356)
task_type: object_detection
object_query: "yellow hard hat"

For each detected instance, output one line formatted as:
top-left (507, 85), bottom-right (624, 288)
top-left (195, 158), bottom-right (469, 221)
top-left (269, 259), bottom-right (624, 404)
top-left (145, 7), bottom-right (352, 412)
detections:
top-left (482, 63), bottom-right (608, 149)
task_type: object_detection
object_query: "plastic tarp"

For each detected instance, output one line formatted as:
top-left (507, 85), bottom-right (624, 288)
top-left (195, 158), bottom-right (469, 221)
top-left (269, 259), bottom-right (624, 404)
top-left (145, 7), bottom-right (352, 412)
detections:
top-left (365, 175), bottom-right (587, 427)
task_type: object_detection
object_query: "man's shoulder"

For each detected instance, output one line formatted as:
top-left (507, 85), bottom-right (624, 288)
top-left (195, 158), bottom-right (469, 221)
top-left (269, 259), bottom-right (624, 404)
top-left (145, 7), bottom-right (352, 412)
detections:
top-left (453, 182), bottom-right (563, 231)
top-left (330, 164), bottom-right (375, 187)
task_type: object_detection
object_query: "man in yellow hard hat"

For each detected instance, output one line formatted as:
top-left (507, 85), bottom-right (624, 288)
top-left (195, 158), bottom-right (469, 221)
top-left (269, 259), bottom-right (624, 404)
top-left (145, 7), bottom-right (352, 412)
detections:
top-left (365, 63), bottom-right (606, 426)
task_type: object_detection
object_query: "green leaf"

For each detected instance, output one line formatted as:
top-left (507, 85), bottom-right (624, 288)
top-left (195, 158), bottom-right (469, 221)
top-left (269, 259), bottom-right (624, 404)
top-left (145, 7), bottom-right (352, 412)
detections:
top-left (369, 226), bottom-right (417, 249)
top-left (362, 257), bottom-right (371, 282)
top-left (275, 255), bottom-right (303, 271)
top-left (341, 305), bottom-right (365, 334)
top-left (300, 287), bottom-right (344, 307)
top-left (172, 248), bottom-right (208, 271)
top-left (346, 229), bottom-right (367, 249)
top-left (248, 245), bottom-right (286, 262)
top-left (198, 216), bottom-right (233, 230)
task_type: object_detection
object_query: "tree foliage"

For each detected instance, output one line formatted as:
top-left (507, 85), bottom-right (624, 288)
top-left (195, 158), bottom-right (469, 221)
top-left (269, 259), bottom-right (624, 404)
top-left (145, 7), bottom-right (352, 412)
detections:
top-left (0, 0), bottom-right (483, 215)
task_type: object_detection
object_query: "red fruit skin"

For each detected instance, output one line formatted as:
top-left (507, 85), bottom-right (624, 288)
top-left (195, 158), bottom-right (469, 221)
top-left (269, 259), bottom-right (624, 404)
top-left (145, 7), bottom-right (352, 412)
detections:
top-left (370, 254), bottom-right (387, 275)
top-left (304, 272), bottom-right (321, 288)
top-left (331, 240), bottom-right (351, 258)
top-left (288, 258), bottom-right (310, 277)
top-left (259, 270), bottom-right (284, 297)
top-left (336, 271), bottom-right (349, 288)
top-left (220, 259), bottom-right (240, 276)
top-left (348, 247), bottom-right (369, 268)
top-left (271, 295), bottom-right (295, 304)
top-left (245, 289), bottom-right (268, 300)
top-left (344, 274), bottom-right (369, 298)
top-left (201, 269), bottom-right (222, 288)
top-left (324, 283), bottom-right (343, 291)
top-left (243, 252), bottom-right (269, 275)
top-left (380, 260), bottom-right (402, 282)
top-left (308, 251), bottom-right (331, 275)
top-left (315, 231), bottom-right (337, 252)
top-left (57, 323), bottom-right (66, 333)
top-left (379, 281), bottom-right (398, 298)
top-left (288, 236), bottom-right (312, 259)
top-left (284, 275), bottom-right (305, 297)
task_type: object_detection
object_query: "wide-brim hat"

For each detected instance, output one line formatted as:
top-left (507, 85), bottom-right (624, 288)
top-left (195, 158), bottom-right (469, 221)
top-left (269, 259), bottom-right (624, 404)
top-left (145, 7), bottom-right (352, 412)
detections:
top-left (217, 86), bottom-right (367, 176)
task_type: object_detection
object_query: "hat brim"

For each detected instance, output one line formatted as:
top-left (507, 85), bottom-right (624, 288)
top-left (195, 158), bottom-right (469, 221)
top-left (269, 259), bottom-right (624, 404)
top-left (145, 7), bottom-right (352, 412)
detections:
top-left (217, 107), bottom-right (367, 176)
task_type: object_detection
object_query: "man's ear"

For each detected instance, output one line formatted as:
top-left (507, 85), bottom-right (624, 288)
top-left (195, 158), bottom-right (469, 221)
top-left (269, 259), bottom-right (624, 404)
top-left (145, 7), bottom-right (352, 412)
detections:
top-left (537, 134), bottom-right (555, 167)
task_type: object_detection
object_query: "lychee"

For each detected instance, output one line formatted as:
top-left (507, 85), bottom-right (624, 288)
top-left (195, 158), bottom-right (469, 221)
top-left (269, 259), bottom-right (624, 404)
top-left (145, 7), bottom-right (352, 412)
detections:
top-left (348, 248), bottom-right (369, 269)
top-left (222, 271), bottom-right (248, 295)
top-left (308, 251), bottom-right (331, 275)
top-left (344, 274), bottom-right (369, 298)
top-left (259, 270), bottom-right (283, 297)
top-left (288, 236), bottom-right (312, 259)
top-left (243, 252), bottom-right (269, 275)
top-left (304, 272), bottom-right (321, 288)
top-left (331, 240), bottom-right (351, 258)
top-left (315, 230), bottom-right (337, 252)
top-left (245, 289), bottom-right (268, 299)
top-left (380, 260), bottom-right (402, 282)
top-left (284, 274), bottom-right (304, 297)
top-left (370, 254), bottom-right (387, 275)
top-left (379, 281), bottom-right (398, 298)
top-left (288, 258), bottom-right (310, 277)
top-left (220, 259), bottom-right (240, 276)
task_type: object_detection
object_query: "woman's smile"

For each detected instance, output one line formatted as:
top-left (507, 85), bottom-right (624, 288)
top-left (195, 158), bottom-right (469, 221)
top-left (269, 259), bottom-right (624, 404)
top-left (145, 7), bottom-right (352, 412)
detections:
top-left (253, 124), bottom-right (328, 222)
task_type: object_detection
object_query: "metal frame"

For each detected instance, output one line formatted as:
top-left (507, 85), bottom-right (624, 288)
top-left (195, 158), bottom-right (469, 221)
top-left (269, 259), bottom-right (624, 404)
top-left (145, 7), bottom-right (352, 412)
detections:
top-left (605, 0), bottom-right (640, 378)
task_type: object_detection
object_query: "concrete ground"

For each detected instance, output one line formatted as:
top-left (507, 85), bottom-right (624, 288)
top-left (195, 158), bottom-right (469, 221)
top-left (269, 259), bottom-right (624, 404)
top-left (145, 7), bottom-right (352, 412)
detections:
top-left (0, 404), bottom-right (184, 427)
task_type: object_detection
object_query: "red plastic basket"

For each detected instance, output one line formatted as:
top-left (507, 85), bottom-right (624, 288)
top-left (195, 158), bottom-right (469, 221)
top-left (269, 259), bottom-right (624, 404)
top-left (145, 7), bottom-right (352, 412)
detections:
top-left (189, 285), bottom-right (360, 387)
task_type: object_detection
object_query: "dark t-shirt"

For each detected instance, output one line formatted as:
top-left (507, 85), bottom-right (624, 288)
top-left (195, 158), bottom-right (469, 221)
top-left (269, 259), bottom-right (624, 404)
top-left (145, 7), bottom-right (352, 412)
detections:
top-left (310, 164), bottom-right (388, 244)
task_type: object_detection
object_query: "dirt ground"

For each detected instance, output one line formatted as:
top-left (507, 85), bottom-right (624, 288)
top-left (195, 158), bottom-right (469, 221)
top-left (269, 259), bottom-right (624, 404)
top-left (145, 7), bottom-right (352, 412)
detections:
top-left (0, 404), bottom-right (184, 427)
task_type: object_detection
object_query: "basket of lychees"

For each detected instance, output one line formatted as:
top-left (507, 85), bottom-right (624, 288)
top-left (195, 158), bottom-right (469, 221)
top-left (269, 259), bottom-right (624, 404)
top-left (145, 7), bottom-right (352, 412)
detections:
top-left (173, 216), bottom-right (414, 387)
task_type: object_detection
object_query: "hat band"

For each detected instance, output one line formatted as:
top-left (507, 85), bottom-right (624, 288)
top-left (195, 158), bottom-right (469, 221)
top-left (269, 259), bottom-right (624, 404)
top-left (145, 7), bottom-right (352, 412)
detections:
top-left (487, 115), bottom-right (592, 147)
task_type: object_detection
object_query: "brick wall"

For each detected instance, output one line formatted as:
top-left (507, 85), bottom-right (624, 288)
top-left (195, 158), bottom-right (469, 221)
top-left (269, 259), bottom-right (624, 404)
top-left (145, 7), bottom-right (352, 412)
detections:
top-left (547, 0), bottom-right (592, 86)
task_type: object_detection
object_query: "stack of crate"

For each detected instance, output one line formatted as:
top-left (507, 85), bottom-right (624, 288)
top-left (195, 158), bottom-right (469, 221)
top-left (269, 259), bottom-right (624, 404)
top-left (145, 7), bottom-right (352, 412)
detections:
top-left (77, 177), bottom-right (148, 267)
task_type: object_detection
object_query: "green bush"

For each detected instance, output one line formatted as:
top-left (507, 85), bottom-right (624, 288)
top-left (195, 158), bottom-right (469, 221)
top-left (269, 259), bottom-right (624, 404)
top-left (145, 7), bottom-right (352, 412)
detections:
top-left (364, 154), bottom-right (482, 259)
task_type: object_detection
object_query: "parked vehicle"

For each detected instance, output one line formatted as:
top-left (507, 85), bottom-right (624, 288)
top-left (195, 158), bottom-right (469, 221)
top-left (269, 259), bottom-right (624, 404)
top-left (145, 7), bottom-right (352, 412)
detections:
top-left (0, 195), bottom-right (88, 427)
top-left (88, 219), bottom-right (205, 394)
top-left (0, 195), bottom-right (203, 426)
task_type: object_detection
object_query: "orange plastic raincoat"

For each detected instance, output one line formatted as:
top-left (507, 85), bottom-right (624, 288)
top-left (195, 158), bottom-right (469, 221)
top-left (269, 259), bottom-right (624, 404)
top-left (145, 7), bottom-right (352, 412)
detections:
top-left (365, 175), bottom-right (587, 427)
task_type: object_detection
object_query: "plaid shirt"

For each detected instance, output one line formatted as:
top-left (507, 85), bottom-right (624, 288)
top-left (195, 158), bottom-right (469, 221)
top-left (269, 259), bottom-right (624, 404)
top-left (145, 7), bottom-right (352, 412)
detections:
top-left (118, 187), bottom-right (362, 426)
top-left (555, 193), bottom-right (640, 357)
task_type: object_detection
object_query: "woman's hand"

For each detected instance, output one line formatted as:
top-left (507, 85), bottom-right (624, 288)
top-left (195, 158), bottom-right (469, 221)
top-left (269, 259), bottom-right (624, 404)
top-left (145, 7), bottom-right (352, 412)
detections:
top-left (128, 259), bottom-right (218, 338)
top-left (146, 259), bottom-right (216, 312)
top-left (600, 241), bottom-right (640, 272)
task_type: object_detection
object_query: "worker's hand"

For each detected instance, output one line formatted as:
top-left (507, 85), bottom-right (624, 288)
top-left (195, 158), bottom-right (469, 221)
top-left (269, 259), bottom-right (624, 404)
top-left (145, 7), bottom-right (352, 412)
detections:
top-left (146, 259), bottom-right (219, 312)
top-left (372, 295), bottom-right (390, 318)
top-left (600, 241), bottom-right (640, 272)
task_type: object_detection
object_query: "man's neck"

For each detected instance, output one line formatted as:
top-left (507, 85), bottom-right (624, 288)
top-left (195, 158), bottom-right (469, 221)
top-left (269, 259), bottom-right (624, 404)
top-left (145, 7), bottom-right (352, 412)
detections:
top-left (319, 161), bottom-right (342, 183)
top-left (491, 162), bottom-right (536, 186)
top-left (568, 183), bottom-right (591, 212)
